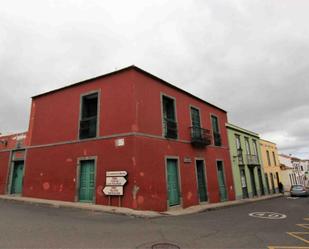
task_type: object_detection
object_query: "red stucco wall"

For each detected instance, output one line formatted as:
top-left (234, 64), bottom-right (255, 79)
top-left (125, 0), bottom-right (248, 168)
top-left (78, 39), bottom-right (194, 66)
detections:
top-left (15, 67), bottom-right (235, 211)
top-left (0, 151), bottom-right (10, 194)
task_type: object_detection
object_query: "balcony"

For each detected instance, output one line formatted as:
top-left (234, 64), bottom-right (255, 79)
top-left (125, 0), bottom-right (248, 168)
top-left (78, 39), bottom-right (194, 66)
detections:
top-left (163, 118), bottom-right (178, 139)
top-left (190, 127), bottom-right (212, 148)
top-left (246, 154), bottom-right (259, 165)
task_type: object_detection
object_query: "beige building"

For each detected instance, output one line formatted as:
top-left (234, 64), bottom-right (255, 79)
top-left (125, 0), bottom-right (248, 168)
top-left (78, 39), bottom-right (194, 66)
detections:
top-left (260, 139), bottom-right (281, 193)
top-left (279, 154), bottom-right (309, 190)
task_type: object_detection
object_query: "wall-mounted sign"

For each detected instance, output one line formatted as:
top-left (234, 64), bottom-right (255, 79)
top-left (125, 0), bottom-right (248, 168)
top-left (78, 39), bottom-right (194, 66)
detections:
top-left (106, 176), bottom-right (127, 186)
top-left (104, 171), bottom-right (127, 196)
top-left (103, 186), bottom-right (123, 195)
top-left (106, 171), bottom-right (127, 177)
top-left (115, 138), bottom-right (125, 147)
top-left (183, 157), bottom-right (192, 163)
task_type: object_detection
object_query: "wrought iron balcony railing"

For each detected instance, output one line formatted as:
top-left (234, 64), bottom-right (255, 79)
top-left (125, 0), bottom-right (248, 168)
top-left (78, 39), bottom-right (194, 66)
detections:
top-left (190, 126), bottom-right (212, 148)
top-left (246, 154), bottom-right (259, 165)
top-left (163, 118), bottom-right (178, 139)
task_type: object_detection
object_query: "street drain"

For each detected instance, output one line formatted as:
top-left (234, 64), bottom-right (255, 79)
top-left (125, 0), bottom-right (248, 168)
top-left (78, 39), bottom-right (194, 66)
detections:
top-left (151, 243), bottom-right (180, 249)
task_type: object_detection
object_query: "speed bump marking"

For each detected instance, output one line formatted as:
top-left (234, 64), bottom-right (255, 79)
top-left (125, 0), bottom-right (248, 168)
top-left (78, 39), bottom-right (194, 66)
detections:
top-left (287, 232), bottom-right (309, 244)
top-left (249, 212), bottom-right (287, 219)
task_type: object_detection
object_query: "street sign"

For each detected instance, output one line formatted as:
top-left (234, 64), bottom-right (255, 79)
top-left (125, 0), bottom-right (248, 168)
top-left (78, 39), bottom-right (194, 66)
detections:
top-left (103, 186), bottom-right (123, 195)
top-left (106, 176), bottom-right (127, 186)
top-left (106, 171), bottom-right (127, 177)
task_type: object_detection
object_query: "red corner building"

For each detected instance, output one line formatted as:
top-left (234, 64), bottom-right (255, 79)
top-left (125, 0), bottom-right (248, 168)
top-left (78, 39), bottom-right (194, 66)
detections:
top-left (0, 66), bottom-right (235, 211)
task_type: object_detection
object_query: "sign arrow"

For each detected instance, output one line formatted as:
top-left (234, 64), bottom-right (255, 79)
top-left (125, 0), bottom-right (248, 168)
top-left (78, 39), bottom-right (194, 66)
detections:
top-left (106, 177), bottom-right (127, 186)
top-left (103, 186), bottom-right (123, 196)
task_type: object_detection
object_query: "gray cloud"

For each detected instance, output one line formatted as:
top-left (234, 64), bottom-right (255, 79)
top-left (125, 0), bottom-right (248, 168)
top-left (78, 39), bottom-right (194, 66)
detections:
top-left (0, 0), bottom-right (308, 158)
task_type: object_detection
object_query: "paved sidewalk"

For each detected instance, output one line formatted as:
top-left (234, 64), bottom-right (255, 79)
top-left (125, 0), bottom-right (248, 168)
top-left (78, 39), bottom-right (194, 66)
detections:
top-left (0, 194), bottom-right (282, 218)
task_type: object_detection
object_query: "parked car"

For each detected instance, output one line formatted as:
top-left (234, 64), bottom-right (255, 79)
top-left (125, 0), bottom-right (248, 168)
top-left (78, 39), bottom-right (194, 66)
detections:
top-left (290, 185), bottom-right (309, 197)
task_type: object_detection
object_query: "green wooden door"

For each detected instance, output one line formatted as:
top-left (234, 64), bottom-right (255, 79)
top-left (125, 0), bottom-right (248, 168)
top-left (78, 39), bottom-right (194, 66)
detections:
top-left (79, 160), bottom-right (95, 202)
top-left (217, 161), bottom-right (227, 201)
top-left (249, 167), bottom-right (257, 196)
top-left (196, 160), bottom-right (207, 202)
top-left (167, 159), bottom-right (180, 206)
top-left (11, 161), bottom-right (24, 194)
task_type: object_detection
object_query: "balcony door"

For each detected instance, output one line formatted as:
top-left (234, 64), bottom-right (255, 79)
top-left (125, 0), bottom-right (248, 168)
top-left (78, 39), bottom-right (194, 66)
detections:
top-left (162, 96), bottom-right (177, 139)
top-left (191, 107), bottom-right (201, 138)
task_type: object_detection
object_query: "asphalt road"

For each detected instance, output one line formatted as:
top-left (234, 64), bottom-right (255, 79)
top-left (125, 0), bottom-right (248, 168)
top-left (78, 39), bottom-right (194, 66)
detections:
top-left (0, 196), bottom-right (308, 248)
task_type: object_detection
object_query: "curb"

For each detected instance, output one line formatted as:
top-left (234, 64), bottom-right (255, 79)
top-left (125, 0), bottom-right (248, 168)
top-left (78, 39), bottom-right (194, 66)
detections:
top-left (0, 194), bottom-right (283, 218)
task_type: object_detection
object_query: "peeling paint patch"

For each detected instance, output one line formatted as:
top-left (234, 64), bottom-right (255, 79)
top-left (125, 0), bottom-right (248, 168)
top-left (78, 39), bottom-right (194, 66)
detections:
top-left (83, 149), bottom-right (87, 156)
top-left (137, 195), bottom-right (144, 205)
top-left (132, 156), bottom-right (136, 166)
top-left (187, 191), bottom-right (193, 200)
top-left (131, 124), bottom-right (138, 131)
top-left (66, 158), bottom-right (73, 162)
top-left (97, 185), bottom-right (103, 196)
top-left (139, 171), bottom-right (144, 177)
top-left (42, 182), bottom-right (50, 190)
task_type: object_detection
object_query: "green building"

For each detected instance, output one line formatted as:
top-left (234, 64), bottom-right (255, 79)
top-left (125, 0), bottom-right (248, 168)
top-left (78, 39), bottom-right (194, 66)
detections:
top-left (226, 123), bottom-right (268, 199)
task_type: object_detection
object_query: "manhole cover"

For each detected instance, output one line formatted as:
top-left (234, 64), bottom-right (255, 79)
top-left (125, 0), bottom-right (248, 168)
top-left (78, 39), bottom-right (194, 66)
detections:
top-left (151, 243), bottom-right (180, 249)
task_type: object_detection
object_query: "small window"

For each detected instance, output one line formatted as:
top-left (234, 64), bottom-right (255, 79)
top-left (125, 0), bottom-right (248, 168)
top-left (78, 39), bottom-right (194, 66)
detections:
top-left (79, 93), bottom-right (98, 139)
top-left (272, 151), bottom-right (276, 166)
top-left (266, 150), bottom-right (271, 166)
top-left (211, 115), bottom-right (221, 146)
top-left (162, 96), bottom-right (177, 139)
top-left (244, 137), bottom-right (251, 155)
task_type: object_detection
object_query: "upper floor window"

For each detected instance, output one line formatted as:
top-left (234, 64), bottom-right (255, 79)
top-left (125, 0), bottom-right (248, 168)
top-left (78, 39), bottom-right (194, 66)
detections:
top-left (211, 115), bottom-right (221, 146)
top-left (162, 95), bottom-right (177, 139)
top-left (252, 140), bottom-right (258, 156)
top-left (266, 150), bottom-right (271, 166)
top-left (235, 135), bottom-right (241, 151)
top-left (79, 92), bottom-right (98, 139)
top-left (190, 107), bottom-right (201, 137)
top-left (272, 151), bottom-right (277, 166)
top-left (244, 137), bottom-right (251, 155)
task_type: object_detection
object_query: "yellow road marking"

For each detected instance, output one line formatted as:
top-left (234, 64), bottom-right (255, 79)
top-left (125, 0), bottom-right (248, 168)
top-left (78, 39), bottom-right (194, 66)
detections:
top-left (297, 224), bottom-right (309, 230)
top-left (268, 247), bottom-right (309, 249)
top-left (287, 232), bottom-right (309, 244)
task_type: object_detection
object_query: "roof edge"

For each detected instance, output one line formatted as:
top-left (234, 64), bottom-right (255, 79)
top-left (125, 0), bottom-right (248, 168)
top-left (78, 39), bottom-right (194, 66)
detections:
top-left (31, 65), bottom-right (227, 113)
top-left (226, 123), bottom-right (260, 138)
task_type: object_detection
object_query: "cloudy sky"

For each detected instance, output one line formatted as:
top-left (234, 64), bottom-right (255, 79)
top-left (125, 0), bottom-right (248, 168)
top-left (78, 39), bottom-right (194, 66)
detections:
top-left (0, 0), bottom-right (308, 158)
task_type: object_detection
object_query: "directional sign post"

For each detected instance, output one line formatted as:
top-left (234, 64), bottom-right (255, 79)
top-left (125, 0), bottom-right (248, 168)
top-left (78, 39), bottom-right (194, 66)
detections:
top-left (106, 176), bottom-right (127, 186)
top-left (106, 171), bottom-right (127, 177)
top-left (104, 171), bottom-right (127, 199)
top-left (103, 186), bottom-right (123, 196)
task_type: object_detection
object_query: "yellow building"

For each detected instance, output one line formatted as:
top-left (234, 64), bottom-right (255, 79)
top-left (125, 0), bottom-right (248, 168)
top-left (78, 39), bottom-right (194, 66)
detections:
top-left (260, 139), bottom-right (281, 194)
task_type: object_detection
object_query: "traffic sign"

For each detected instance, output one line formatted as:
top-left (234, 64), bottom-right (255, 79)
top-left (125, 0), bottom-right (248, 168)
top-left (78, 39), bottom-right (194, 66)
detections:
top-left (106, 176), bottom-right (127, 186)
top-left (103, 186), bottom-right (123, 195)
top-left (106, 171), bottom-right (127, 177)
